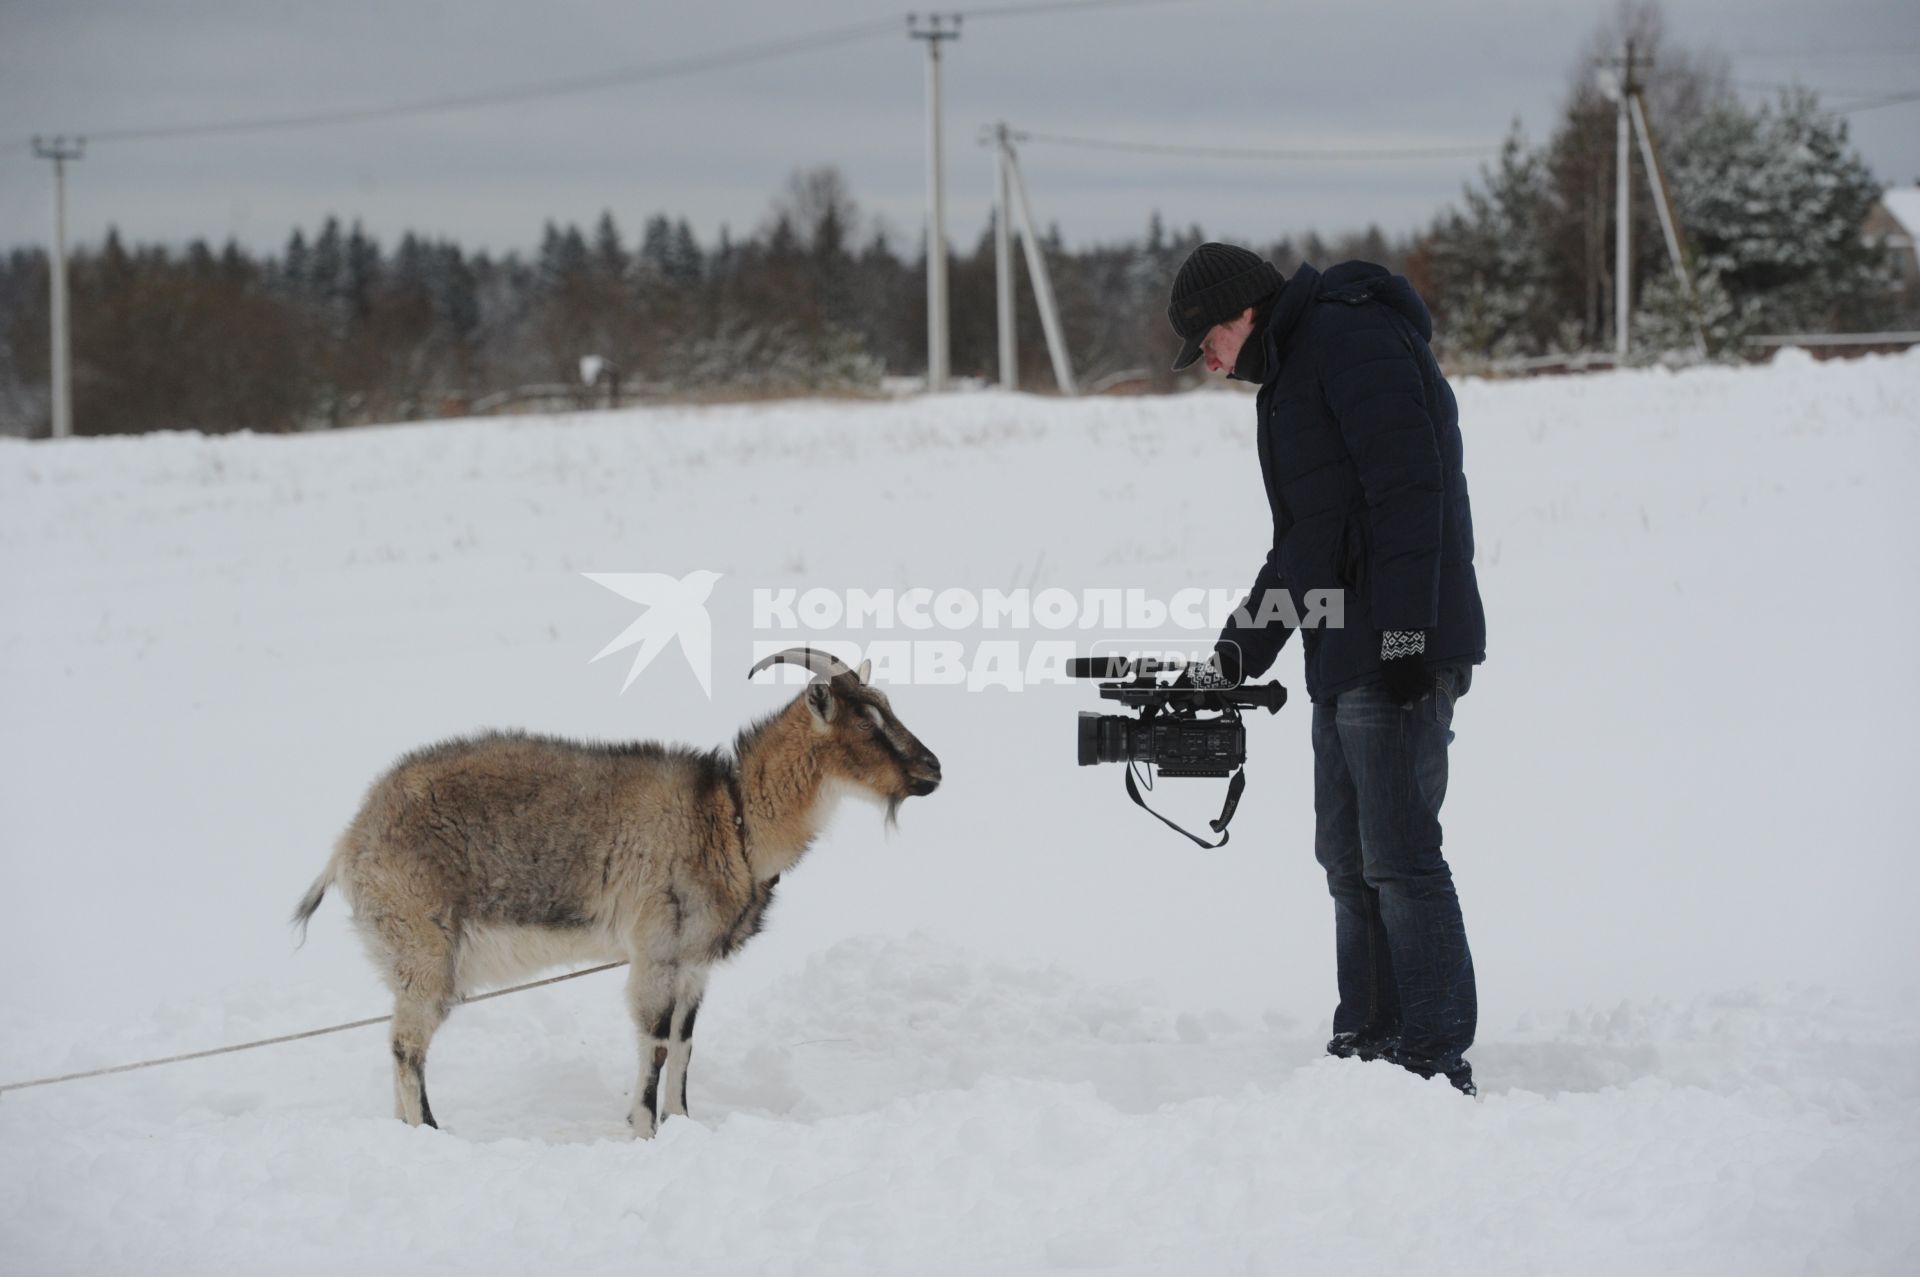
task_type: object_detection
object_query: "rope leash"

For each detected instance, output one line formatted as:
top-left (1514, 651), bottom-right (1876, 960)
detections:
top-left (0, 960), bottom-right (629, 1096)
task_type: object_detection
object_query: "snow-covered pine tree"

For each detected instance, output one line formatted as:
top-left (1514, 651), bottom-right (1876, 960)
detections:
top-left (279, 229), bottom-right (309, 302)
top-left (592, 211), bottom-right (628, 284)
top-left (1664, 89), bottom-right (1890, 337)
top-left (1423, 125), bottom-right (1556, 359)
top-left (638, 214), bottom-right (676, 282)
top-left (666, 220), bottom-right (703, 286)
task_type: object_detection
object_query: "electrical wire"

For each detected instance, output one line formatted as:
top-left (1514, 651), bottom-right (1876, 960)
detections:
top-left (1837, 89), bottom-right (1920, 114)
top-left (1012, 129), bottom-right (1499, 162)
top-left (1735, 78), bottom-right (1903, 95)
top-left (1731, 46), bottom-right (1920, 59)
top-left (1733, 77), bottom-right (1912, 99)
top-left (41, 19), bottom-right (903, 147)
top-left (8, 0), bottom-right (1193, 152)
top-left (1729, 78), bottom-right (1920, 114)
top-left (955, 0), bottom-right (1189, 18)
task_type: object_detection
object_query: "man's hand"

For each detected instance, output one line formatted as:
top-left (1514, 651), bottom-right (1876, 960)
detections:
top-left (1379, 630), bottom-right (1432, 705)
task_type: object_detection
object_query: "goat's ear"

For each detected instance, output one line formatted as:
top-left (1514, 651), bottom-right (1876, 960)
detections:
top-left (806, 680), bottom-right (836, 728)
top-left (856, 658), bottom-right (872, 684)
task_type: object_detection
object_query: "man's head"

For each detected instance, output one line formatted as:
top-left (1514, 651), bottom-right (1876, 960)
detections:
top-left (1167, 242), bottom-right (1282, 375)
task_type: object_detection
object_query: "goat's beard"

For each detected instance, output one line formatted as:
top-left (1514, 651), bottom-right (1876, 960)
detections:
top-left (825, 775), bottom-right (906, 831)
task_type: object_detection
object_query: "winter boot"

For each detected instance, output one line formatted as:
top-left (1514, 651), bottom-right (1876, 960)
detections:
top-left (1326, 1028), bottom-right (1399, 1062)
top-left (1386, 1046), bottom-right (1477, 1096)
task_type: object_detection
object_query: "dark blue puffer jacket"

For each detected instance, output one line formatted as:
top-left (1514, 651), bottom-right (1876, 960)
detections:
top-left (1216, 260), bottom-right (1486, 702)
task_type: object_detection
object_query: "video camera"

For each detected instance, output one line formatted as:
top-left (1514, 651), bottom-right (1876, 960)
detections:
top-left (1071, 653), bottom-right (1287, 847)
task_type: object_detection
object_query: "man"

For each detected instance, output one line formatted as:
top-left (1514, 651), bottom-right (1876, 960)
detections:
top-left (1169, 242), bottom-right (1486, 1095)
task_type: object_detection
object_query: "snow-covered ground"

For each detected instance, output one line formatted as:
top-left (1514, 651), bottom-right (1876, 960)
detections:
top-left (2, 351), bottom-right (1917, 1274)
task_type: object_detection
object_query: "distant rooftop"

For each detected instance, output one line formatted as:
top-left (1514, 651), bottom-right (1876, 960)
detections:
top-left (1882, 188), bottom-right (1920, 236)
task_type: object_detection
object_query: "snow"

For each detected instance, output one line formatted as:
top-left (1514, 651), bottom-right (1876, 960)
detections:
top-left (3, 352), bottom-right (1918, 1274)
top-left (1880, 185), bottom-right (1920, 239)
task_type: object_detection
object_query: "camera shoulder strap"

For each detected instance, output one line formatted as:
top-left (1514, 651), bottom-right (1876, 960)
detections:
top-left (1124, 763), bottom-right (1247, 849)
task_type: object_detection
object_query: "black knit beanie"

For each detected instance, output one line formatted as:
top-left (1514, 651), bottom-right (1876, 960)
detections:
top-left (1167, 242), bottom-right (1282, 371)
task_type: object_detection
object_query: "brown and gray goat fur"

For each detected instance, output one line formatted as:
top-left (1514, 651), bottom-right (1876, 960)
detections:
top-left (292, 660), bottom-right (939, 1136)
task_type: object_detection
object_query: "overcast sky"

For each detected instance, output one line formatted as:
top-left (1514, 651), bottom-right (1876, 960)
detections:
top-left (3, 0), bottom-right (1917, 261)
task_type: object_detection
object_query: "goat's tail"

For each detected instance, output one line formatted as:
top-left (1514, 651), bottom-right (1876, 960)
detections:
top-left (290, 852), bottom-right (339, 947)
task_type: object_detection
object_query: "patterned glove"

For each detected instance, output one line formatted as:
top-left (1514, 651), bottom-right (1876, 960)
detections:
top-left (1175, 648), bottom-right (1240, 690)
top-left (1379, 630), bottom-right (1432, 706)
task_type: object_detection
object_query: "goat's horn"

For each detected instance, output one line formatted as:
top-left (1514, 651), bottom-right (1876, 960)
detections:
top-left (747, 646), bottom-right (856, 682)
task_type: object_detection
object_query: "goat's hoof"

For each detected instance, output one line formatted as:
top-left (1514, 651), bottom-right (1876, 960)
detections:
top-left (627, 1109), bottom-right (657, 1139)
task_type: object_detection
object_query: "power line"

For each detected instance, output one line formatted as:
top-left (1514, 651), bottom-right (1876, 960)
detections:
top-left (1838, 89), bottom-right (1920, 113)
top-left (6, 0), bottom-right (1188, 152)
top-left (955, 0), bottom-right (1189, 17)
top-left (1734, 77), bottom-right (1914, 99)
top-left (1012, 129), bottom-right (1499, 162)
top-left (1731, 46), bottom-right (1920, 58)
top-left (45, 19), bottom-right (903, 147)
top-left (1730, 79), bottom-right (1920, 113)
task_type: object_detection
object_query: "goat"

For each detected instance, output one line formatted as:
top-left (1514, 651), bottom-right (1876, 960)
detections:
top-left (291, 647), bottom-right (940, 1136)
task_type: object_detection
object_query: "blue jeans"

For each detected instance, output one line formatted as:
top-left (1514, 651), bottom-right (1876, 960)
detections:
top-left (1311, 664), bottom-right (1476, 1067)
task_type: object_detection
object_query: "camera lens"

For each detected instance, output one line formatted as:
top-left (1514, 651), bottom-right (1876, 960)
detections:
top-left (1077, 712), bottom-right (1103, 765)
top-left (1078, 712), bottom-right (1140, 765)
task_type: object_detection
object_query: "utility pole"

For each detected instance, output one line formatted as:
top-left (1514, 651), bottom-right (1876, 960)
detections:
top-left (1613, 41), bottom-right (1635, 358)
top-left (32, 135), bottom-right (84, 439)
top-left (1000, 132), bottom-right (1076, 395)
top-left (993, 123), bottom-right (1016, 390)
top-left (908, 14), bottom-right (961, 393)
top-left (1628, 89), bottom-right (1708, 358)
top-left (1599, 42), bottom-right (1707, 359)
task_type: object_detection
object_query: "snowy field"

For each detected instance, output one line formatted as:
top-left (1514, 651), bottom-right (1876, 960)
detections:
top-left (2, 351), bottom-right (1917, 1274)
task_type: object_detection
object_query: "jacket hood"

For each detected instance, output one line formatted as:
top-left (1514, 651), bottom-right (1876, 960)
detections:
top-left (1318, 259), bottom-right (1433, 343)
top-left (1255, 261), bottom-right (1323, 374)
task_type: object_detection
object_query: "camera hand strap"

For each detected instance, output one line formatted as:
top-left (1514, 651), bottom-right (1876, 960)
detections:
top-left (1124, 762), bottom-right (1247, 849)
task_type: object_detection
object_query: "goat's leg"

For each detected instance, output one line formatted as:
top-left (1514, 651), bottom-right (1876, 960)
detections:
top-left (388, 929), bottom-right (456, 1129)
top-left (661, 968), bottom-right (709, 1121)
top-left (625, 960), bottom-right (677, 1137)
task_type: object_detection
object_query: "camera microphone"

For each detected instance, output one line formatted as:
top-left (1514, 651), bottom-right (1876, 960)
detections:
top-left (1066, 656), bottom-right (1185, 680)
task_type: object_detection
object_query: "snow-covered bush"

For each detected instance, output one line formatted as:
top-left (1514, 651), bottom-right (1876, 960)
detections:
top-left (1631, 268), bottom-right (1752, 361)
top-left (666, 318), bottom-right (883, 397)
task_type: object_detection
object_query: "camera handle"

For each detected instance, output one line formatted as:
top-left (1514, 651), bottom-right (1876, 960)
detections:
top-left (1123, 762), bottom-right (1247, 849)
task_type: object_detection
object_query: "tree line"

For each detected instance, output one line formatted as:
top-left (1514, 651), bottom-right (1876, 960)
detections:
top-left (0, 162), bottom-right (1403, 437)
top-left (0, 7), bottom-right (1902, 437)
